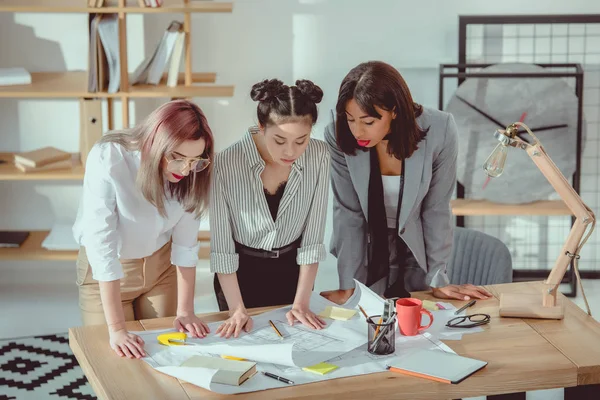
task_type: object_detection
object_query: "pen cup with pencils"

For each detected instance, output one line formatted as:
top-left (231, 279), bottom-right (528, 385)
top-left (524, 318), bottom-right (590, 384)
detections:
top-left (367, 315), bottom-right (396, 356)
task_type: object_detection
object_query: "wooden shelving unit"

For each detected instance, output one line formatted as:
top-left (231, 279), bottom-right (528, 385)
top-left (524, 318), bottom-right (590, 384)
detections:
top-left (0, 1), bottom-right (232, 260)
top-left (450, 199), bottom-right (572, 217)
top-left (0, 231), bottom-right (211, 261)
top-left (0, 71), bottom-right (232, 98)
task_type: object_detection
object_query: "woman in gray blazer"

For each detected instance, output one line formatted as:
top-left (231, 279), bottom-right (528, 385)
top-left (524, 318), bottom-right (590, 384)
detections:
top-left (321, 61), bottom-right (492, 304)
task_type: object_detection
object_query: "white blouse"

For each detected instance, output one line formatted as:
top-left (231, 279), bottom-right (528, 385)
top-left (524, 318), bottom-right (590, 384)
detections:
top-left (72, 142), bottom-right (201, 282)
top-left (209, 130), bottom-right (330, 274)
top-left (382, 175), bottom-right (402, 229)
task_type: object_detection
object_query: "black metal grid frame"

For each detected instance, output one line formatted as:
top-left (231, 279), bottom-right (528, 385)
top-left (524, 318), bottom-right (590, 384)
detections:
top-left (452, 13), bottom-right (600, 296)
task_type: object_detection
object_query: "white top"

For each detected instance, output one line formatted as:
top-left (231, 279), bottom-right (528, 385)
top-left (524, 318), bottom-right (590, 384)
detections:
top-left (209, 130), bottom-right (330, 274)
top-left (382, 175), bottom-right (402, 229)
top-left (72, 142), bottom-right (201, 282)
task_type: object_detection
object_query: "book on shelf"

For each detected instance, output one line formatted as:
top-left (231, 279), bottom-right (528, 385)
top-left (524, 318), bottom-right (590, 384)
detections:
top-left (88, 14), bottom-right (120, 93)
top-left (14, 158), bottom-right (72, 173)
top-left (0, 67), bottom-right (32, 87)
top-left (88, 0), bottom-right (105, 7)
top-left (14, 147), bottom-right (71, 168)
top-left (131, 20), bottom-right (184, 86)
top-left (144, 0), bottom-right (164, 7)
top-left (0, 231), bottom-right (30, 248)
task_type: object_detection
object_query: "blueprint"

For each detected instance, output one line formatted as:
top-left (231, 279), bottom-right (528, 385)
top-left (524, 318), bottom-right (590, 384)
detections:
top-left (135, 280), bottom-right (460, 395)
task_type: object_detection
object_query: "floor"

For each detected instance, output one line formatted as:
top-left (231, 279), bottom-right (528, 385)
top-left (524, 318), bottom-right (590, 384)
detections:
top-left (1, 260), bottom-right (599, 400)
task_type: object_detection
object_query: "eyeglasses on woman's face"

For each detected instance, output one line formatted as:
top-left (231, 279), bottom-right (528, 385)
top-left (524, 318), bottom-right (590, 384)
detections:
top-left (164, 153), bottom-right (210, 174)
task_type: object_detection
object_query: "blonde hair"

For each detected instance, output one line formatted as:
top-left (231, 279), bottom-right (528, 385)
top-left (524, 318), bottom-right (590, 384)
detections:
top-left (99, 99), bottom-right (213, 218)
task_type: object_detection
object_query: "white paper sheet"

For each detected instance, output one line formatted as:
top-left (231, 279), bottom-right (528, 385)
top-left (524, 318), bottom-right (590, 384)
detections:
top-left (423, 309), bottom-right (484, 341)
top-left (141, 330), bottom-right (455, 394)
top-left (135, 280), bottom-right (475, 395)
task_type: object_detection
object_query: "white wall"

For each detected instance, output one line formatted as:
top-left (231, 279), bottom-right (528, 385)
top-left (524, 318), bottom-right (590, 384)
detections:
top-left (1, 0), bottom-right (600, 288)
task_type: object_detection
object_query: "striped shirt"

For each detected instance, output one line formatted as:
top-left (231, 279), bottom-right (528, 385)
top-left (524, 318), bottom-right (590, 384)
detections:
top-left (210, 129), bottom-right (330, 274)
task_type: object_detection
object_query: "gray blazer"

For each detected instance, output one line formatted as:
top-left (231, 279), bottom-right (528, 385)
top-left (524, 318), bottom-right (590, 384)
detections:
top-left (325, 106), bottom-right (458, 290)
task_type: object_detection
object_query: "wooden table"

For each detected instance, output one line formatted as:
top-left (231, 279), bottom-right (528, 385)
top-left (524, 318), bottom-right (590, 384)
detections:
top-left (69, 282), bottom-right (600, 399)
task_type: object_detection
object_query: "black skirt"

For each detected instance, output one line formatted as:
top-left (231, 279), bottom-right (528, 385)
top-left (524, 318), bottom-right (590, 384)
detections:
top-left (213, 243), bottom-right (300, 311)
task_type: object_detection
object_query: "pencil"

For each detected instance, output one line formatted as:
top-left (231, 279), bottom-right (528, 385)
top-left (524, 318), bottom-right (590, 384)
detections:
top-left (358, 305), bottom-right (369, 319)
top-left (373, 317), bottom-right (383, 338)
top-left (269, 320), bottom-right (283, 339)
top-left (386, 365), bottom-right (451, 384)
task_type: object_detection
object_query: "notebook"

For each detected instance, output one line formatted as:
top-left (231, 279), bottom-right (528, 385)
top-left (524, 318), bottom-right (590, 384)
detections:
top-left (388, 349), bottom-right (487, 384)
top-left (180, 355), bottom-right (256, 386)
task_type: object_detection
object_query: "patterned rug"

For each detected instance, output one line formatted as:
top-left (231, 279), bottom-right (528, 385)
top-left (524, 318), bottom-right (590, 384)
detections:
top-left (0, 333), bottom-right (96, 400)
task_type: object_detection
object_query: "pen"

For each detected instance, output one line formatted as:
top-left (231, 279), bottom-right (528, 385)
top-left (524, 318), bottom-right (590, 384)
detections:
top-left (269, 320), bottom-right (284, 339)
top-left (262, 371), bottom-right (294, 385)
top-left (358, 305), bottom-right (369, 319)
top-left (455, 299), bottom-right (476, 315)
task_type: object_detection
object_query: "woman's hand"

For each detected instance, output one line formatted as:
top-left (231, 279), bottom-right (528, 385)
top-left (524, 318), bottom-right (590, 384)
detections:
top-left (109, 329), bottom-right (146, 359)
top-left (174, 313), bottom-right (210, 338)
top-left (431, 284), bottom-right (493, 301)
top-left (286, 305), bottom-right (327, 330)
top-left (216, 308), bottom-right (253, 339)
top-left (319, 288), bottom-right (355, 305)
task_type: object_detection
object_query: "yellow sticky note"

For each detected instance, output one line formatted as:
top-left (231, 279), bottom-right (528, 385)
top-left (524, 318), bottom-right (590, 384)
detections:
top-left (318, 306), bottom-right (358, 321)
top-left (422, 300), bottom-right (439, 311)
top-left (302, 362), bottom-right (339, 375)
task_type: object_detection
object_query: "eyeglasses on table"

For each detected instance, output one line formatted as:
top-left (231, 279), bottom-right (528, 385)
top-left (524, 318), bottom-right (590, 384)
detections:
top-left (446, 313), bottom-right (491, 328)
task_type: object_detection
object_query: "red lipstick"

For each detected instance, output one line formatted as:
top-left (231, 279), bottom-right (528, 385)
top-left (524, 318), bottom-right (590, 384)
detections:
top-left (357, 140), bottom-right (371, 147)
top-left (172, 173), bottom-right (184, 180)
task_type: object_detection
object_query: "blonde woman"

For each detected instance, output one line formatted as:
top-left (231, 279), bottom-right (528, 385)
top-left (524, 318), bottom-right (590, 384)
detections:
top-left (73, 100), bottom-right (213, 359)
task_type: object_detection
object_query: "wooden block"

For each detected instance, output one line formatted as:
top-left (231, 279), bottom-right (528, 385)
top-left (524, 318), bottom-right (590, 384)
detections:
top-left (499, 293), bottom-right (565, 320)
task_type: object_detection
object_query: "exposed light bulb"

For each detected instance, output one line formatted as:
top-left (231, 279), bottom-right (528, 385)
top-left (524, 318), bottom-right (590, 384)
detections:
top-left (483, 142), bottom-right (508, 178)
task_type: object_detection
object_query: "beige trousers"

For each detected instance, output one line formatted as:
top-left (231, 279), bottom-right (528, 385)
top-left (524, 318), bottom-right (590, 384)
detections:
top-left (76, 241), bottom-right (177, 326)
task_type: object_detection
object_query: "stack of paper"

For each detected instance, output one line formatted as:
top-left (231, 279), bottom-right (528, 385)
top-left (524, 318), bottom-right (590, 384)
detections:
top-left (0, 68), bottom-right (31, 86)
top-left (42, 223), bottom-right (79, 251)
top-left (135, 281), bottom-right (463, 395)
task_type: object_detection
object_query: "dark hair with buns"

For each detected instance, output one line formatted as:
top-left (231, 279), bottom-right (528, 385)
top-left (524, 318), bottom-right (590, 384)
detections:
top-left (250, 78), bottom-right (323, 127)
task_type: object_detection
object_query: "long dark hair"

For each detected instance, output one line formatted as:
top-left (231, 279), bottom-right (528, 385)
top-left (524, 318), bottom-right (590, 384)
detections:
top-left (335, 61), bottom-right (428, 159)
top-left (251, 79), bottom-right (324, 126)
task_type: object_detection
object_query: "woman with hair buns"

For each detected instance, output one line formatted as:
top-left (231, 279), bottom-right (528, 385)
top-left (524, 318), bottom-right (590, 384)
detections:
top-left (210, 78), bottom-right (330, 338)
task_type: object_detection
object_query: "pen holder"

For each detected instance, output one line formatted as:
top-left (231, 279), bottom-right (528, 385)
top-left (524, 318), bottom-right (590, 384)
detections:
top-left (367, 315), bottom-right (396, 356)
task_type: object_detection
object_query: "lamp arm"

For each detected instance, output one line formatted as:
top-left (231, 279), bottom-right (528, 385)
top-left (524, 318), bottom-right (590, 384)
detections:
top-left (509, 122), bottom-right (595, 315)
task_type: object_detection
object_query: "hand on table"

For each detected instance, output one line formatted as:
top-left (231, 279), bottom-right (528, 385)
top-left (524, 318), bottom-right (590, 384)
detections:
top-left (174, 313), bottom-right (210, 338)
top-left (109, 329), bottom-right (146, 359)
top-left (431, 284), bottom-right (493, 301)
top-left (319, 288), bottom-right (355, 305)
top-left (286, 305), bottom-right (326, 330)
top-left (216, 308), bottom-right (253, 339)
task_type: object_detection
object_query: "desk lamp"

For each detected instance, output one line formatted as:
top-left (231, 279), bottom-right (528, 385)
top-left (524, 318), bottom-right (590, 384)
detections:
top-left (483, 122), bottom-right (595, 319)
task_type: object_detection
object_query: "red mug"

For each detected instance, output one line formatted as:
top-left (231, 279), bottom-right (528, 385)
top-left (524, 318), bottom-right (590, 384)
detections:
top-left (396, 298), bottom-right (434, 336)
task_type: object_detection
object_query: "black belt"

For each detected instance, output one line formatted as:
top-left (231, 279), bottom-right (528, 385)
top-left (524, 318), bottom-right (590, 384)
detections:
top-left (235, 238), bottom-right (301, 259)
